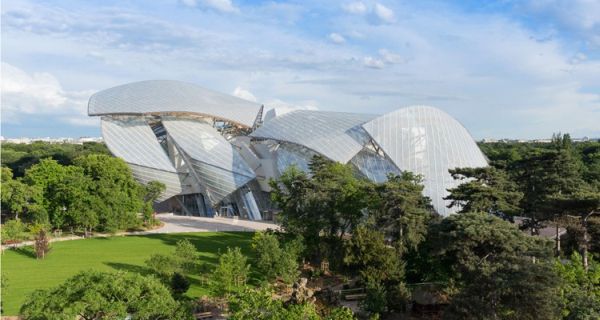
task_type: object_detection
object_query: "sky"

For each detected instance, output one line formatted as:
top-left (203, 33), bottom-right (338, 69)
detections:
top-left (1, 0), bottom-right (599, 139)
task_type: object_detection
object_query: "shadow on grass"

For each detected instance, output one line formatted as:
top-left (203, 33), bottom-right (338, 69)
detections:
top-left (11, 246), bottom-right (37, 259)
top-left (104, 262), bottom-right (153, 276)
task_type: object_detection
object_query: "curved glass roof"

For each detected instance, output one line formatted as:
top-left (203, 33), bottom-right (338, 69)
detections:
top-left (250, 110), bottom-right (376, 163)
top-left (101, 117), bottom-right (177, 173)
top-left (162, 119), bottom-right (256, 203)
top-left (89, 80), bottom-right (261, 127)
top-left (362, 106), bottom-right (488, 216)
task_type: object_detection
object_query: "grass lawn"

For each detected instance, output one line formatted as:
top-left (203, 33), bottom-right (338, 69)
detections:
top-left (1, 232), bottom-right (255, 316)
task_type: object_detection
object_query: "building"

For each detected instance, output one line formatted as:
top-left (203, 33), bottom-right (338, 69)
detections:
top-left (88, 80), bottom-right (487, 219)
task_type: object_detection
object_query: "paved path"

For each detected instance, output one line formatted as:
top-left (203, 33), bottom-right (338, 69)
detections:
top-left (149, 213), bottom-right (279, 233)
top-left (1, 214), bottom-right (278, 250)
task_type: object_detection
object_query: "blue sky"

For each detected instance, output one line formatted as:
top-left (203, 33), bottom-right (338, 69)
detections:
top-left (1, 0), bottom-right (599, 139)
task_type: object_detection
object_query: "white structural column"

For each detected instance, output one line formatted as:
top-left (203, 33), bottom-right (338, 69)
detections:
top-left (362, 106), bottom-right (488, 216)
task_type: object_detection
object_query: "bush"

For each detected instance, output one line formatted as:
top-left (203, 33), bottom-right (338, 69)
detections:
top-left (252, 232), bottom-right (303, 284)
top-left (1, 219), bottom-right (25, 244)
top-left (209, 247), bottom-right (250, 297)
top-left (170, 272), bottom-right (191, 296)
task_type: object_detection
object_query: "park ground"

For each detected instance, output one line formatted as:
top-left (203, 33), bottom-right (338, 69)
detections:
top-left (1, 215), bottom-right (277, 316)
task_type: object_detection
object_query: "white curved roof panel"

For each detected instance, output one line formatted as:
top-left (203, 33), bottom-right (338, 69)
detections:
top-left (250, 110), bottom-right (376, 163)
top-left (89, 80), bottom-right (261, 127)
top-left (362, 106), bottom-right (488, 216)
top-left (101, 117), bottom-right (177, 173)
top-left (162, 118), bottom-right (256, 203)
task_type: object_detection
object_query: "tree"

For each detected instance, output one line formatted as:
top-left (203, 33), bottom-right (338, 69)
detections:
top-left (515, 134), bottom-right (585, 234)
top-left (142, 181), bottom-right (165, 224)
top-left (1, 167), bottom-right (46, 222)
top-left (209, 247), bottom-right (250, 297)
top-left (1, 219), bottom-right (25, 244)
top-left (445, 167), bottom-right (522, 217)
top-left (343, 226), bottom-right (402, 285)
top-left (146, 253), bottom-right (181, 280)
top-left (371, 172), bottom-right (433, 253)
top-left (74, 154), bottom-right (144, 232)
top-left (270, 156), bottom-right (373, 265)
top-left (551, 190), bottom-right (600, 271)
top-left (425, 212), bottom-right (561, 320)
top-left (170, 272), bottom-right (191, 296)
top-left (20, 271), bottom-right (192, 320)
top-left (173, 239), bottom-right (198, 273)
top-left (31, 225), bottom-right (51, 259)
top-left (228, 287), bottom-right (286, 320)
top-left (252, 231), bottom-right (302, 284)
top-left (555, 252), bottom-right (600, 319)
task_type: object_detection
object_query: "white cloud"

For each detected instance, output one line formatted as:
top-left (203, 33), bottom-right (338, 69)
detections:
top-left (374, 3), bottom-right (395, 23)
top-left (232, 86), bottom-right (258, 102)
top-left (363, 56), bottom-right (385, 69)
top-left (180, 0), bottom-right (238, 13)
top-left (1, 62), bottom-right (94, 126)
top-left (329, 33), bottom-right (346, 44)
top-left (378, 49), bottom-right (403, 64)
top-left (342, 2), bottom-right (367, 15)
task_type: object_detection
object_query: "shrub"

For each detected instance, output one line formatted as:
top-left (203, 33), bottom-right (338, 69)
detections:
top-left (209, 247), bottom-right (250, 297)
top-left (1, 219), bottom-right (25, 244)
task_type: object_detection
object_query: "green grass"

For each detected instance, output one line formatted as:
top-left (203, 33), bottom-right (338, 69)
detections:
top-left (1, 232), bottom-right (255, 316)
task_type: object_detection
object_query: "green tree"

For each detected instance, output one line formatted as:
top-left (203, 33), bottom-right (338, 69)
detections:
top-left (74, 154), bottom-right (144, 232)
top-left (209, 247), bottom-right (250, 297)
top-left (142, 181), bottom-right (165, 224)
top-left (555, 252), bottom-right (600, 319)
top-left (20, 271), bottom-right (192, 320)
top-left (371, 172), bottom-right (432, 253)
top-left (445, 167), bottom-right (522, 216)
top-left (145, 253), bottom-right (181, 280)
top-left (228, 287), bottom-right (286, 320)
top-left (270, 156), bottom-right (372, 265)
top-left (551, 190), bottom-right (600, 271)
top-left (425, 212), bottom-right (561, 320)
top-left (170, 272), bottom-right (191, 296)
top-left (1, 219), bottom-right (26, 244)
top-left (1, 167), bottom-right (46, 222)
top-left (174, 239), bottom-right (198, 273)
top-left (343, 226), bottom-right (402, 285)
top-left (252, 232), bottom-right (302, 284)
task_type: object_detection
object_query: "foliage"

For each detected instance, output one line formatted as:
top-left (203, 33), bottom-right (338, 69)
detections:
top-left (424, 212), bottom-right (561, 320)
top-left (362, 279), bottom-right (387, 315)
top-left (171, 272), bottom-right (191, 296)
top-left (252, 231), bottom-right (303, 284)
top-left (145, 253), bottom-right (181, 280)
top-left (1, 167), bottom-right (46, 222)
top-left (209, 247), bottom-right (250, 297)
top-left (19, 155), bottom-right (146, 233)
top-left (228, 286), bottom-right (286, 319)
top-left (19, 270), bottom-right (192, 320)
top-left (555, 252), bottom-right (600, 319)
top-left (344, 226), bottom-right (402, 284)
top-left (371, 172), bottom-right (433, 254)
top-left (74, 154), bottom-right (144, 232)
top-left (229, 287), bottom-right (354, 320)
top-left (174, 239), bottom-right (199, 273)
top-left (1, 141), bottom-right (110, 178)
top-left (445, 166), bottom-right (522, 216)
top-left (32, 226), bottom-right (51, 259)
top-left (1, 219), bottom-right (26, 244)
top-left (270, 156), bottom-right (372, 265)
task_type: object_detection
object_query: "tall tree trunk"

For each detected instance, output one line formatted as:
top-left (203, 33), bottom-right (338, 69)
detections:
top-left (555, 220), bottom-right (561, 256)
top-left (582, 213), bottom-right (590, 272)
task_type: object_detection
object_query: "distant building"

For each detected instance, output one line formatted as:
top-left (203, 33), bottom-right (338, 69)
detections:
top-left (88, 80), bottom-right (488, 220)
